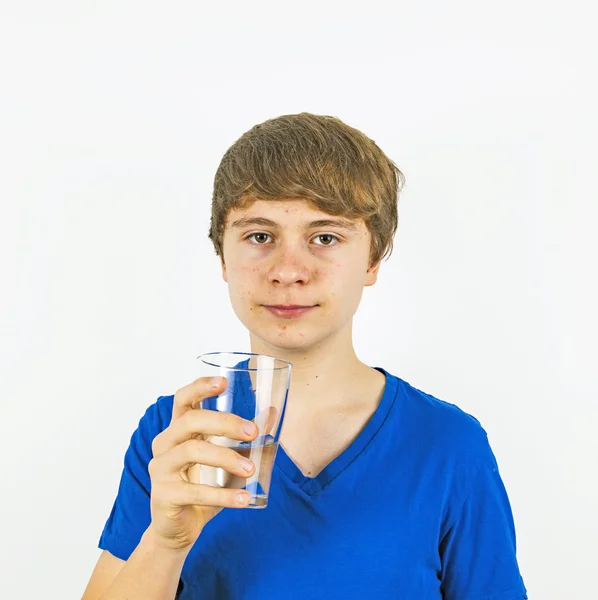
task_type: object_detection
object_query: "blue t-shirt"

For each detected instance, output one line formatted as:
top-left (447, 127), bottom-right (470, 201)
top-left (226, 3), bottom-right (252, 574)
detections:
top-left (99, 367), bottom-right (527, 599)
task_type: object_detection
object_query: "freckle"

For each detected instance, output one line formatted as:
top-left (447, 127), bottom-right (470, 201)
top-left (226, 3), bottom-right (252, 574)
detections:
top-left (316, 375), bottom-right (318, 378)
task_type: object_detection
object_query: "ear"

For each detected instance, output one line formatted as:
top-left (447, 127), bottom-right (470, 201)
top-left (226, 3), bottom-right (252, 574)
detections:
top-left (221, 258), bottom-right (228, 283)
top-left (364, 258), bottom-right (382, 287)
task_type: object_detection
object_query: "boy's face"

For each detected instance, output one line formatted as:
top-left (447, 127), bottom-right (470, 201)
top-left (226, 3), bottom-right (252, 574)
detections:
top-left (220, 199), bottom-right (382, 352)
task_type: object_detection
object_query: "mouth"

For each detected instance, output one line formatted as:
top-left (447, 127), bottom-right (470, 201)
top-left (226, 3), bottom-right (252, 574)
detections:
top-left (263, 305), bottom-right (318, 318)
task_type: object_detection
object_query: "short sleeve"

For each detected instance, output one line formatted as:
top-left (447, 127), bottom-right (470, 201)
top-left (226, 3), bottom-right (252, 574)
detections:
top-left (98, 396), bottom-right (173, 560)
top-left (439, 444), bottom-right (528, 600)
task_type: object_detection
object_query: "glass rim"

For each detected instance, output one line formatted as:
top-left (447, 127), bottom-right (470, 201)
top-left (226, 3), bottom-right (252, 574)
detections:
top-left (196, 351), bottom-right (292, 372)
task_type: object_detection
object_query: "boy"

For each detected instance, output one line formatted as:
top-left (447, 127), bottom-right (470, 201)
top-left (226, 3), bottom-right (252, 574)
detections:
top-left (82, 113), bottom-right (527, 599)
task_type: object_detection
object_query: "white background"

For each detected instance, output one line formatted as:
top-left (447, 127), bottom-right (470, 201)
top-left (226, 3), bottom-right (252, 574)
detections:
top-left (1, 2), bottom-right (596, 598)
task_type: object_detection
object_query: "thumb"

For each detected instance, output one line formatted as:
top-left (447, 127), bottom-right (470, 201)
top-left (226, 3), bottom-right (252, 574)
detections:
top-left (263, 405), bottom-right (278, 437)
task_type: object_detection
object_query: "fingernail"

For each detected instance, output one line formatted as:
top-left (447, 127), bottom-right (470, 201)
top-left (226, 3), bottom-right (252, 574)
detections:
top-left (236, 492), bottom-right (250, 506)
top-left (239, 457), bottom-right (253, 472)
top-left (210, 377), bottom-right (222, 388)
top-left (243, 421), bottom-right (256, 435)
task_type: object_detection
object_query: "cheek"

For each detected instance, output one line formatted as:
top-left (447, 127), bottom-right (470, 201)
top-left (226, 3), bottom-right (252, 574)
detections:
top-left (332, 262), bottom-right (356, 281)
top-left (228, 264), bottom-right (260, 301)
top-left (331, 263), bottom-right (366, 295)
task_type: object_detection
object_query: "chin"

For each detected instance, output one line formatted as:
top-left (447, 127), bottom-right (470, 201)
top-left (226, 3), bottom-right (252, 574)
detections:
top-left (251, 327), bottom-right (321, 353)
top-left (265, 333), bottom-right (313, 350)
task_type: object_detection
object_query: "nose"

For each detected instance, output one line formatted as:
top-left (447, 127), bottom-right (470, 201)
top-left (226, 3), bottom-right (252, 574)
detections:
top-left (267, 246), bottom-right (311, 286)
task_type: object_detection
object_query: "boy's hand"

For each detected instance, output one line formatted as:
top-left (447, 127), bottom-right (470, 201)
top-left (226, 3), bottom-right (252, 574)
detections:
top-left (147, 376), bottom-right (258, 552)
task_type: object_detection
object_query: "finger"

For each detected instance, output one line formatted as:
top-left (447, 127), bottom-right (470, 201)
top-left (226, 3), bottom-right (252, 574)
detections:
top-left (150, 438), bottom-right (255, 481)
top-left (160, 480), bottom-right (252, 509)
top-left (171, 376), bottom-right (228, 422)
top-left (237, 405), bottom-right (279, 499)
top-left (248, 405), bottom-right (278, 438)
top-left (264, 405), bottom-right (278, 435)
top-left (152, 407), bottom-right (258, 457)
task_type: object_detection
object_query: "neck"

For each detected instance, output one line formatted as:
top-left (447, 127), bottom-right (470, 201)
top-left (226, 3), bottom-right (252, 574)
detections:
top-left (248, 324), bottom-right (376, 414)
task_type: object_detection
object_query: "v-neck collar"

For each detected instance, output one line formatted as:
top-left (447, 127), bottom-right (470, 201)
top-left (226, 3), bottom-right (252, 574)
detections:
top-left (274, 367), bottom-right (399, 496)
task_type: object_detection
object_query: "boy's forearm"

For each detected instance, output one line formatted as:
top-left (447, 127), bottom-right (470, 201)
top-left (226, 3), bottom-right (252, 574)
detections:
top-left (100, 526), bottom-right (191, 600)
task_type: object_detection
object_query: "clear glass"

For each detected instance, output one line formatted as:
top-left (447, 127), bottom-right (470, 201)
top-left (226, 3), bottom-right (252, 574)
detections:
top-left (196, 352), bottom-right (292, 508)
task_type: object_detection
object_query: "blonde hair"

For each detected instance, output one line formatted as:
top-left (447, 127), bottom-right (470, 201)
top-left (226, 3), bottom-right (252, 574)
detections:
top-left (208, 112), bottom-right (406, 266)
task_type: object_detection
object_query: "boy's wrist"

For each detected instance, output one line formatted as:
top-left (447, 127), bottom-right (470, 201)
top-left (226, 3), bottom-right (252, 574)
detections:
top-left (142, 524), bottom-right (195, 561)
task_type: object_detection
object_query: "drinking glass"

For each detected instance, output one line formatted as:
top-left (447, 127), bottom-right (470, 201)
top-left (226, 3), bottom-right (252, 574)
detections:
top-left (196, 352), bottom-right (292, 508)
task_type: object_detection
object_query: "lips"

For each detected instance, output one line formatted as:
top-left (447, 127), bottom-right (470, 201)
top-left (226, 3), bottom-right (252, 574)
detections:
top-left (268, 305), bottom-right (314, 309)
top-left (263, 305), bottom-right (317, 318)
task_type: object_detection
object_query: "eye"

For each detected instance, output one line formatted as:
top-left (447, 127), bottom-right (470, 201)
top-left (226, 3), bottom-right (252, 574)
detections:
top-left (246, 232), bottom-right (272, 245)
top-left (244, 232), bottom-right (341, 247)
top-left (312, 234), bottom-right (339, 247)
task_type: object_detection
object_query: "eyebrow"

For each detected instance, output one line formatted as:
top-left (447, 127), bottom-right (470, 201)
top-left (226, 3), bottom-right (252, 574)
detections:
top-left (230, 216), bottom-right (359, 232)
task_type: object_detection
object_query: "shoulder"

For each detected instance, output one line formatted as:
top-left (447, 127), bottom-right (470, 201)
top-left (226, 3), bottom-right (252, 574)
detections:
top-left (130, 394), bottom-right (175, 445)
top-left (393, 375), bottom-right (493, 465)
top-left (400, 378), bottom-right (485, 431)
top-left (153, 394), bottom-right (175, 427)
